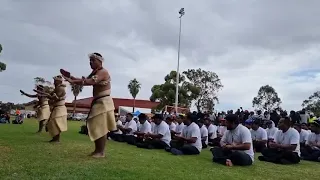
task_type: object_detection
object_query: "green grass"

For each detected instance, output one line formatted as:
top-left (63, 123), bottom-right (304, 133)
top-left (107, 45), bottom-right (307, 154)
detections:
top-left (0, 119), bottom-right (319, 180)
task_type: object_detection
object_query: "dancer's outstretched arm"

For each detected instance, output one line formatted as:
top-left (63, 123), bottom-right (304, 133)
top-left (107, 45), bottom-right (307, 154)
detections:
top-left (60, 69), bottom-right (82, 80)
top-left (20, 90), bottom-right (37, 98)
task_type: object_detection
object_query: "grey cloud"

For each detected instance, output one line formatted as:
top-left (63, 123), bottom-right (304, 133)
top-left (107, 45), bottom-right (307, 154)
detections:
top-left (1, 0), bottom-right (320, 110)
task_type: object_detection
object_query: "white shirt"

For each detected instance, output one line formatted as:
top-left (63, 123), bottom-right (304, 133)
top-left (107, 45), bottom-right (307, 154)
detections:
top-left (207, 124), bottom-right (218, 139)
top-left (266, 127), bottom-right (278, 139)
top-left (306, 133), bottom-right (320, 147)
top-left (151, 122), bottom-right (155, 132)
top-left (169, 122), bottom-right (176, 132)
top-left (124, 120), bottom-right (137, 135)
top-left (251, 127), bottom-right (268, 141)
top-left (307, 130), bottom-right (312, 134)
top-left (136, 121), bottom-right (141, 131)
top-left (114, 120), bottom-right (123, 134)
top-left (153, 121), bottom-right (171, 146)
top-left (182, 122), bottom-right (202, 152)
top-left (299, 129), bottom-right (310, 143)
top-left (175, 122), bottom-right (185, 134)
top-left (139, 121), bottom-right (152, 134)
top-left (221, 124), bottom-right (254, 161)
top-left (274, 128), bottom-right (300, 156)
top-left (218, 126), bottom-right (227, 136)
top-left (200, 125), bottom-right (208, 145)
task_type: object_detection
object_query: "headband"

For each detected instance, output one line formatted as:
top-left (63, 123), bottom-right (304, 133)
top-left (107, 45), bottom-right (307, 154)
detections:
top-left (88, 53), bottom-right (104, 62)
top-left (53, 75), bottom-right (63, 81)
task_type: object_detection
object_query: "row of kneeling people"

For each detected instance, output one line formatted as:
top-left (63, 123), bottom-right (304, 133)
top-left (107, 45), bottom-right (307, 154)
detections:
top-left (107, 113), bottom-right (320, 166)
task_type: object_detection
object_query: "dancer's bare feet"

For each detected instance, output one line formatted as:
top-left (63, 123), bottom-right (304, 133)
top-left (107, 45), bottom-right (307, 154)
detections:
top-left (91, 153), bottom-right (105, 158)
top-left (226, 159), bottom-right (233, 167)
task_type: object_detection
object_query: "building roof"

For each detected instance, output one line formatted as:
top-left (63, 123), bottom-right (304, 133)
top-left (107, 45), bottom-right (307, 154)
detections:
top-left (69, 97), bottom-right (160, 109)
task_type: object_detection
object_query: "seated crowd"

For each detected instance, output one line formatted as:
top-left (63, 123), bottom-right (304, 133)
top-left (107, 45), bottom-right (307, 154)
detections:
top-left (105, 109), bottom-right (320, 167)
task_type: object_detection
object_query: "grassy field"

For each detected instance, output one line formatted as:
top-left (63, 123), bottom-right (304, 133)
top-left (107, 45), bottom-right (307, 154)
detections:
top-left (0, 119), bottom-right (319, 180)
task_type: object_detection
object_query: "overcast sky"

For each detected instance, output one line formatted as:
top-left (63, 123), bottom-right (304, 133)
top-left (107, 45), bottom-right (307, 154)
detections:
top-left (1, 0), bottom-right (320, 111)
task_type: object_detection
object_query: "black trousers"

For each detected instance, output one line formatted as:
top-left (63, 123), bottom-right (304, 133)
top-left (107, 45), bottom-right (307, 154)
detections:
top-left (202, 140), bottom-right (208, 149)
top-left (211, 147), bottom-right (253, 166)
top-left (111, 134), bottom-right (137, 144)
top-left (301, 146), bottom-right (320, 162)
top-left (169, 140), bottom-right (200, 155)
top-left (209, 138), bottom-right (221, 147)
top-left (253, 141), bottom-right (266, 152)
top-left (136, 138), bottom-right (169, 149)
top-left (260, 148), bottom-right (300, 164)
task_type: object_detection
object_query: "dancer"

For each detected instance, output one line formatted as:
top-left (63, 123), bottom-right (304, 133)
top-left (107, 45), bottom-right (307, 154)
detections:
top-left (20, 85), bottom-right (51, 133)
top-left (61, 52), bottom-right (116, 158)
top-left (34, 75), bottom-right (68, 143)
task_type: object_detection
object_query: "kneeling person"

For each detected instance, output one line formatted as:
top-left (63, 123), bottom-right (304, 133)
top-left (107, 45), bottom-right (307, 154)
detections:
top-left (136, 114), bottom-right (171, 149)
top-left (211, 114), bottom-right (254, 166)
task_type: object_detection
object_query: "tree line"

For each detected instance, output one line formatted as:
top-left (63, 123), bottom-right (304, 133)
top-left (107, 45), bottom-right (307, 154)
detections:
top-left (128, 70), bottom-right (320, 116)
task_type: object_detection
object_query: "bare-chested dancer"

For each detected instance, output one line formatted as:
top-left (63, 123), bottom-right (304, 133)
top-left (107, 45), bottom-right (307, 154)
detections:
top-left (20, 85), bottom-right (51, 133)
top-left (61, 52), bottom-right (117, 158)
top-left (34, 75), bottom-right (68, 143)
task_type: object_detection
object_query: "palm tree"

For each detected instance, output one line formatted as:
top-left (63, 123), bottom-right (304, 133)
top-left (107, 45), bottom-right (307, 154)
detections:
top-left (128, 78), bottom-right (141, 112)
top-left (0, 44), bottom-right (6, 72)
top-left (71, 84), bottom-right (83, 115)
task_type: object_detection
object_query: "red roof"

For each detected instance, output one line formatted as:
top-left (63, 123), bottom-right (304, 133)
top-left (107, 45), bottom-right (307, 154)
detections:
top-left (69, 97), bottom-right (159, 109)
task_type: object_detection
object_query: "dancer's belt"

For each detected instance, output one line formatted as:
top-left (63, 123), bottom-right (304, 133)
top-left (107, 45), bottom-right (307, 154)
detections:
top-left (86, 94), bottom-right (110, 119)
top-left (40, 104), bottom-right (49, 107)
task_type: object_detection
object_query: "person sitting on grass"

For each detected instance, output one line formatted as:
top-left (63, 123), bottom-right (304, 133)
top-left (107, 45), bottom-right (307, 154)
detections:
top-left (136, 114), bottom-right (171, 149)
top-left (251, 120), bottom-right (268, 152)
top-left (134, 116), bottom-right (140, 131)
top-left (217, 118), bottom-right (227, 141)
top-left (131, 113), bottom-right (152, 145)
top-left (198, 119), bottom-right (208, 149)
top-left (301, 120), bottom-right (320, 162)
top-left (204, 118), bottom-right (218, 146)
top-left (173, 115), bottom-right (185, 136)
top-left (244, 119), bottom-right (253, 130)
top-left (293, 123), bottom-right (310, 148)
top-left (166, 116), bottom-right (176, 134)
top-left (211, 114), bottom-right (254, 167)
top-left (107, 114), bottom-right (123, 140)
top-left (258, 117), bottom-right (301, 164)
top-left (168, 113), bottom-right (202, 155)
top-left (0, 113), bottom-right (10, 124)
top-left (301, 123), bottom-right (312, 134)
top-left (12, 114), bottom-right (24, 124)
top-left (265, 120), bottom-right (278, 141)
top-left (115, 113), bottom-right (137, 143)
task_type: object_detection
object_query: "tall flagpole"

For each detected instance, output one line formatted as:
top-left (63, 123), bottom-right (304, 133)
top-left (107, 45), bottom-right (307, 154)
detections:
top-left (175, 8), bottom-right (185, 114)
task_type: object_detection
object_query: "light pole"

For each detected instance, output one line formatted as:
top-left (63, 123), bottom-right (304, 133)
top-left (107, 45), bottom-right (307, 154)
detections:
top-left (175, 8), bottom-right (185, 114)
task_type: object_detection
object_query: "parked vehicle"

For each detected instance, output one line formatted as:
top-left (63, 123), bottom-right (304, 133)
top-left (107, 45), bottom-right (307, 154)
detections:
top-left (72, 113), bottom-right (87, 121)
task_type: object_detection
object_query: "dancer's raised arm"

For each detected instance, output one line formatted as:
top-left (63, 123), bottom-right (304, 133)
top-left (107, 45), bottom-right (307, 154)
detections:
top-left (60, 69), bottom-right (83, 80)
top-left (20, 90), bottom-right (37, 98)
